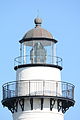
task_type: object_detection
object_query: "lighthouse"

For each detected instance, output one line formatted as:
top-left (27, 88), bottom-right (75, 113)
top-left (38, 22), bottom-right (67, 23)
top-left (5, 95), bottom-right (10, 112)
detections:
top-left (2, 17), bottom-right (75, 120)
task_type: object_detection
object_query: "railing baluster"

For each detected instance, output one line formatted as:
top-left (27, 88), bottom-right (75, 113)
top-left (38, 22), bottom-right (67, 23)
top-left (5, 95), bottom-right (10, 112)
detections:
top-left (2, 80), bottom-right (74, 101)
top-left (56, 82), bottom-right (58, 96)
top-left (14, 56), bottom-right (63, 68)
top-left (29, 80), bottom-right (30, 96)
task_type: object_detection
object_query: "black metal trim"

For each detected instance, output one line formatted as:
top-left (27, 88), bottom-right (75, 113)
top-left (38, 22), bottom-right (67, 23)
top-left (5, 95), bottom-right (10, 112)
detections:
top-left (8, 100), bottom-right (17, 113)
top-left (19, 99), bottom-right (24, 111)
top-left (2, 95), bottom-right (75, 103)
top-left (2, 96), bottom-right (75, 113)
top-left (19, 37), bottom-right (58, 43)
top-left (14, 64), bottom-right (62, 70)
top-left (57, 100), bottom-right (62, 112)
top-left (30, 98), bottom-right (33, 110)
top-left (50, 98), bottom-right (55, 111)
top-left (14, 100), bottom-right (18, 112)
top-left (2, 98), bottom-right (24, 113)
top-left (41, 98), bottom-right (44, 110)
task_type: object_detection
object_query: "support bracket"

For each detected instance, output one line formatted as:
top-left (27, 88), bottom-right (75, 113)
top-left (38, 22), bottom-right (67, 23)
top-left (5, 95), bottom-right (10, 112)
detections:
top-left (50, 98), bottom-right (55, 111)
top-left (19, 99), bottom-right (24, 111)
top-left (30, 98), bottom-right (33, 110)
top-left (41, 98), bottom-right (44, 110)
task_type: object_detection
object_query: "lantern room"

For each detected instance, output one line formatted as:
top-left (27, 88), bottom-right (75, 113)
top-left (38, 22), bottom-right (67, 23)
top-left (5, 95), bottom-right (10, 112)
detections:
top-left (14, 17), bottom-right (62, 70)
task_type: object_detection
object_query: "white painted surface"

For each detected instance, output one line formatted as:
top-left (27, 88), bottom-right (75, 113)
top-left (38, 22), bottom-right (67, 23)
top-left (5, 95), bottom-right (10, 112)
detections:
top-left (13, 110), bottom-right (64, 120)
top-left (16, 66), bottom-right (61, 81)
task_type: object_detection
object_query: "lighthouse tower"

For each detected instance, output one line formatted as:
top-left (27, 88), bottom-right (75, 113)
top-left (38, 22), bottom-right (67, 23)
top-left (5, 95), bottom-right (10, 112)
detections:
top-left (2, 17), bottom-right (75, 120)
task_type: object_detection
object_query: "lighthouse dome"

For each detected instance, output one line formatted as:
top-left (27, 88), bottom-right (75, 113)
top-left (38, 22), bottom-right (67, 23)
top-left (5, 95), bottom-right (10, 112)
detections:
top-left (23, 17), bottom-right (53, 39)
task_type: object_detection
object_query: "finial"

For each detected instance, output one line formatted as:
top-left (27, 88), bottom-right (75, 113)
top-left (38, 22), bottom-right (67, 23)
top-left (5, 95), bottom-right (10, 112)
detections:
top-left (34, 17), bottom-right (42, 27)
top-left (37, 9), bottom-right (39, 18)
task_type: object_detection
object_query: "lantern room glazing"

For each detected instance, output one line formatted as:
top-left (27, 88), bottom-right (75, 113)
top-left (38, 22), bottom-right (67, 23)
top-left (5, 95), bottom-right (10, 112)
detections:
top-left (14, 18), bottom-right (62, 68)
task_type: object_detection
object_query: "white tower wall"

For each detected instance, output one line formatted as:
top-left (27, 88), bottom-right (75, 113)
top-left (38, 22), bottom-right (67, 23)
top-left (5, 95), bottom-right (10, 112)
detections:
top-left (13, 110), bottom-right (63, 120)
top-left (16, 66), bottom-right (61, 81)
top-left (12, 66), bottom-right (64, 120)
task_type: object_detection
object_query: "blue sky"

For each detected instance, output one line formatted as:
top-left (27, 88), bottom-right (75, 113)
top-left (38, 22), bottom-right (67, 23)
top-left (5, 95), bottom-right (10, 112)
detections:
top-left (0, 0), bottom-right (80, 120)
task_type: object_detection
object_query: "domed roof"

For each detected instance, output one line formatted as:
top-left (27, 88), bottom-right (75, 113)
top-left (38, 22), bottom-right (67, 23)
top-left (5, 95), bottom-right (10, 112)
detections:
top-left (23, 17), bottom-right (53, 39)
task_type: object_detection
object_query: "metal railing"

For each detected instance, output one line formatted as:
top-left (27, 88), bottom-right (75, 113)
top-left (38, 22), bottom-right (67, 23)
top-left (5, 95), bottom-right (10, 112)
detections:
top-left (2, 80), bottom-right (74, 100)
top-left (14, 55), bottom-right (62, 67)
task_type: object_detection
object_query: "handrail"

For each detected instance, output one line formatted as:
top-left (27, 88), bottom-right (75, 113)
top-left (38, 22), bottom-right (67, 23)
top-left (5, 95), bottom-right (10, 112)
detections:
top-left (2, 80), bottom-right (74, 101)
top-left (14, 55), bottom-right (62, 67)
